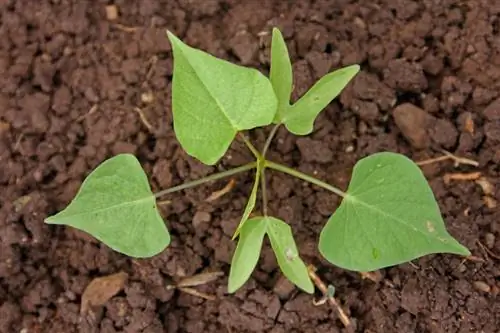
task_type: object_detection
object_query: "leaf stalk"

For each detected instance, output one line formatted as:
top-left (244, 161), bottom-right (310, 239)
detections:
top-left (264, 160), bottom-right (347, 198)
top-left (154, 162), bottom-right (257, 198)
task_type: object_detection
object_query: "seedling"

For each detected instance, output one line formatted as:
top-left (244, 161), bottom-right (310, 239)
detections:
top-left (45, 28), bottom-right (470, 294)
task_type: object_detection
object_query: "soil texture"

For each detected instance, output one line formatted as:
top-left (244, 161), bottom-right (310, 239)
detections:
top-left (1, 0), bottom-right (499, 332)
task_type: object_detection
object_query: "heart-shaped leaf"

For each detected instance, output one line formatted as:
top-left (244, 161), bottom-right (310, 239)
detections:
top-left (319, 152), bottom-right (470, 272)
top-left (45, 154), bottom-right (170, 258)
top-left (167, 31), bottom-right (277, 165)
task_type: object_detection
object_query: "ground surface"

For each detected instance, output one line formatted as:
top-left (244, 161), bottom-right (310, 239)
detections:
top-left (1, 0), bottom-right (499, 332)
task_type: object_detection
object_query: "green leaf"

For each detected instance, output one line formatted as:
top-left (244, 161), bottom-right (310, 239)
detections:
top-left (167, 31), bottom-right (278, 165)
top-left (319, 152), bottom-right (471, 272)
top-left (266, 217), bottom-right (314, 293)
top-left (228, 217), bottom-right (267, 293)
top-left (45, 154), bottom-right (170, 258)
top-left (232, 162), bottom-right (262, 240)
top-left (283, 64), bottom-right (360, 135)
top-left (270, 28), bottom-right (293, 124)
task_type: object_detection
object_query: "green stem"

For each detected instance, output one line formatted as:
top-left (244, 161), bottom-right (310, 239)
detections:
top-left (238, 132), bottom-right (261, 159)
top-left (262, 124), bottom-right (281, 158)
top-left (264, 160), bottom-right (347, 198)
top-left (260, 167), bottom-right (268, 216)
top-left (154, 162), bottom-right (257, 198)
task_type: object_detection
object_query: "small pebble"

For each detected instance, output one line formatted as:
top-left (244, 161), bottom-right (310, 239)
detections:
top-left (484, 233), bottom-right (495, 249)
top-left (106, 5), bottom-right (118, 20)
top-left (473, 281), bottom-right (491, 293)
top-left (192, 211), bottom-right (211, 228)
top-left (141, 91), bottom-right (154, 104)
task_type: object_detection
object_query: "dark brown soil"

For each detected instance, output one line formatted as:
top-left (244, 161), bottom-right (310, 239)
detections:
top-left (1, 0), bottom-right (499, 332)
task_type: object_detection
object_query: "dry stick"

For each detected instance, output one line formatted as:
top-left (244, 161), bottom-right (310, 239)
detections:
top-left (156, 199), bottom-right (171, 206)
top-left (476, 240), bottom-right (500, 260)
top-left (416, 149), bottom-right (479, 167)
top-left (307, 265), bottom-right (351, 328)
top-left (177, 287), bottom-right (217, 301)
top-left (205, 179), bottom-right (236, 202)
top-left (166, 271), bottom-right (224, 301)
top-left (134, 107), bottom-right (154, 133)
top-left (144, 55), bottom-right (158, 83)
top-left (443, 171), bottom-right (482, 184)
top-left (112, 23), bottom-right (140, 32)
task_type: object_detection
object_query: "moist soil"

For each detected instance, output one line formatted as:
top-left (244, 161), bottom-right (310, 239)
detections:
top-left (1, 0), bottom-right (499, 332)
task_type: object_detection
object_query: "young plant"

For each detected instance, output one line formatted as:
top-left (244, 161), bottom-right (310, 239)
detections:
top-left (45, 28), bottom-right (470, 294)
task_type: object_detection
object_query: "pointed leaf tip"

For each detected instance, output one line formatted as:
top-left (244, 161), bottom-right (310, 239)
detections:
top-left (265, 217), bottom-right (314, 294)
top-left (45, 154), bottom-right (170, 258)
top-left (283, 64), bottom-right (360, 135)
top-left (319, 152), bottom-right (470, 272)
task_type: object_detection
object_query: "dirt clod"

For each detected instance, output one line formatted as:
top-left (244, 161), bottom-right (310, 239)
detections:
top-left (81, 272), bottom-right (128, 315)
top-left (392, 103), bottom-right (430, 149)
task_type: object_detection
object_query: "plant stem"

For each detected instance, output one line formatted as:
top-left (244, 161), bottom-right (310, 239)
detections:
top-left (238, 132), bottom-right (261, 159)
top-left (154, 162), bottom-right (257, 198)
top-left (261, 124), bottom-right (281, 158)
top-left (260, 167), bottom-right (268, 216)
top-left (265, 160), bottom-right (347, 198)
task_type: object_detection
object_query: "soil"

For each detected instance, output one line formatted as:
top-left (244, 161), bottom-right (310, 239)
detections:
top-left (1, 0), bottom-right (499, 332)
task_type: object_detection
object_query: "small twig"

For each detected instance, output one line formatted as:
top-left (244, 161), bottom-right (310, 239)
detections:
top-left (178, 287), bottom-right (216, 301)
top-left (144, 55), bottom-right (158, 83)
top-left (307, 265), bottom-right (351, 328)
top-left (134, 107), bottom-right (154, 133)
top-left (408, 261), bottom-right (420, 270)
top-left (205, 179), bottom-right (236, 202)
top-left (13, 132), bottom-right (24, 152)
top-left (156, 200), bottom-right (171, 206)
top-left (465, 255), bottom-right (486, 263)
top-left (77, 104), bottom-right (98, 122)
top-left (112, 23), bottom-right (140, 32)
top-left (416, 149), bottom-right (479, 167)
top-left (477, 240), bottom-right (500, 260)
top-left (443, 171), bottom-right (482, 184)
top-left (166, 271), bottom-right (224, 301)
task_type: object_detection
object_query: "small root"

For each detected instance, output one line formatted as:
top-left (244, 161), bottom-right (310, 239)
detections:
top-left (134, 107), bottom-right (154, 133)
top-left (307, 264), bottom-right (352, 328)
top-left (205, 179), bottom-right (236, 202)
